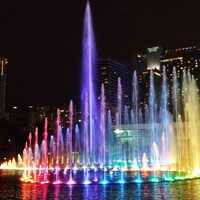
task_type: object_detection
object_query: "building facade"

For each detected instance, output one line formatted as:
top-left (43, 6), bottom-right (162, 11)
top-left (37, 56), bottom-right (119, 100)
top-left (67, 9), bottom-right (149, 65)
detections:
top-left (97, 58), bottom-right (131, 112)
top-left (134, 45), bottom-right (200, 107)
top-left (0, 58), bottom-right (8, 119)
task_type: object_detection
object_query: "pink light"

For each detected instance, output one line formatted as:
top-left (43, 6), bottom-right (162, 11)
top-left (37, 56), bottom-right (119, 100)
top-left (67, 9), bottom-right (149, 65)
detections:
top-left (40, 181), bottom-right (49, 184)
top-left (30, 180), bottom-right (38, 183)
top-left (66, 180), bottom-right (76, 185)
top-left (53, 180), bottom-right (62, 185)
top-left (93, 177), bottom-right (98, 182)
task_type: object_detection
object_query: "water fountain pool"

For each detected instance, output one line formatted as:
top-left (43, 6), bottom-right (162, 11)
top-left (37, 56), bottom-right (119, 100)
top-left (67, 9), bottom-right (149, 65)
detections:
top-left (2, 2), bottom-right (200, 185)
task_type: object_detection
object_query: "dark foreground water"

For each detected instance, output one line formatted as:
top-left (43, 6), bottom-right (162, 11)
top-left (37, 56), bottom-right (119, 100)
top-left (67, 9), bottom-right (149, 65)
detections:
top-left (1, 171), bottom-right (200, 199)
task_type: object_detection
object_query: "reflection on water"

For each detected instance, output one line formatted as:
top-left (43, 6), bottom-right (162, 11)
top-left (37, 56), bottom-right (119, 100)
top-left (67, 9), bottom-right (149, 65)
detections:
top-left (1, 173), bottom-right (200, 199)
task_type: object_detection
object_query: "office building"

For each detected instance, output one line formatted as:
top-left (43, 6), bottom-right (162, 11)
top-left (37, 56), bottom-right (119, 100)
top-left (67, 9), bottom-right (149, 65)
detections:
top-left (97, 58), bottom-right (131, 111)
top-left (0, 58), bottom-right (8, 119)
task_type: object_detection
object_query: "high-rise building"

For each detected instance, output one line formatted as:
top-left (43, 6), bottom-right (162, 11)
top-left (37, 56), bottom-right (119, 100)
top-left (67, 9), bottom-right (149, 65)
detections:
top-left (138, 69), bottom-right (161, 107)
top-left (0, 57), bottom-right (8, 119)
top-left (134, 47), bottom-right (162, 106)
top-left (133, 45), bottom-right (200, 106)
top-left (97, 58), bottom-right (131, 111)
top-left (157, 46), bottom-right (200, 104)
top-left (147, 46), bottom-right (161, 70)
top-left (161, 45), bottom-right (200, 85)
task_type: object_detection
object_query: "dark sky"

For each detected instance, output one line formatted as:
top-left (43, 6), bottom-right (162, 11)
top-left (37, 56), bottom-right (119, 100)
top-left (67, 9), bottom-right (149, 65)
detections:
top-left (0, 0), bottom-right (200, 106)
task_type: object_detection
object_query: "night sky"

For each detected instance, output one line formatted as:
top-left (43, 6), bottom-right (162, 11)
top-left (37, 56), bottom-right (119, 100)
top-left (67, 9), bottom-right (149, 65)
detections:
top-left (0, 0), bottom-right (200, 106)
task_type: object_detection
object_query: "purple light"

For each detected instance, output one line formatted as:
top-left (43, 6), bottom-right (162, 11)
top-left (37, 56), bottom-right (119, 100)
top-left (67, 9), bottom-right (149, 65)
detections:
top-left (81, 1), bottom-right (98, 164)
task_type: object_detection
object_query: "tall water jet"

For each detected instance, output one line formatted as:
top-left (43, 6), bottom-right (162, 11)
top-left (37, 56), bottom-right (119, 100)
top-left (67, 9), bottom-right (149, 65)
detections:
top-left (65, 128), bottom-right (70, 165)
top-left (182, 69), bottom-right (191, 174)
top-left (107, 110), bottom-right (114, 166)
top-left (148, 70), bottom-right (159, 181)
top-left (67, 100), bottom-right (76, 184)
top-left (132, 71), bottom-right (139, 159)
top-left (100, 84), bottom-right (108, 184)
top-left (28, 133), bottom-right (33, 178)
top-left (42, 118), bottom-right (49, 183)
top-left (74, 124), bottom-right (81, 163)
top-left (33, 127), bottom-right (39, 182)
top-left (54, 109), bottom-right (62, 184)
top-left (100, 84), bottom-right (106, 166)
top-left (132, 71), bottom-right (138, 124)
top-left (172, 67), bottom-right (179, 121)
top-left (149, 71), bottom-right (157, 162)
top-left (132, 71), bottom-right (141, 181)
top-left (117, 77), bottom-right (122, 127)
top-left (50, 135), bottom-right (56, 167)
top-left (117, 77), bottom-right (123, 162)
top-left (172, 67), bottom-right (181, 175)
top-left (81, 1), bottom-right (98, 165)
top-left (68, 100), bottom-right (73, 167)
top-left (160, 66), bottom-right (170, 166)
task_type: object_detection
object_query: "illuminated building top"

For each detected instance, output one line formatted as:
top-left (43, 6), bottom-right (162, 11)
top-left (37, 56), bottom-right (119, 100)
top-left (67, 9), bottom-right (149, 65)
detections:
top-left (0, 57), bottom-right (8, 118)
top-left (147, 46), bottom-right (161, 71)
top-left (0, 58), bottom-right (8, 76)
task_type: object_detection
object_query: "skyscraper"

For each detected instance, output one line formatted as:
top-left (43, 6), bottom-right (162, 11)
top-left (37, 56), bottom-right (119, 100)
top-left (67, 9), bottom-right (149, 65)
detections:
top-left (0, 57), bottom-right (8, 119)
top-left (135, 47), bottom-right (162, 106)
top-left (147, 46), bottom-right (161, 70)
top-left (161, 46), bottom-right (200, 85)
top-left (97, 58), bottom-right (131, 112)
top-left (133, 45), bottom-right (200, 106)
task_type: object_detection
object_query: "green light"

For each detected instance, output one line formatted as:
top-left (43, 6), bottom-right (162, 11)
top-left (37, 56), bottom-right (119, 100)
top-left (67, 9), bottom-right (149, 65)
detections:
top-left (174, 176), bottom-right (185, 180)
top-left (164, 177), bottom-right (174, 182)
top-left (149, 177), bottom-right (160, 183)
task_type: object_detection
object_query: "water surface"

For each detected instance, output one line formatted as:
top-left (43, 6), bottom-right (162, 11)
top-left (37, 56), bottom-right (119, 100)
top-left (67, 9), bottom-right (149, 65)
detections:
top-left (0, 171), bottom-right (200, 199)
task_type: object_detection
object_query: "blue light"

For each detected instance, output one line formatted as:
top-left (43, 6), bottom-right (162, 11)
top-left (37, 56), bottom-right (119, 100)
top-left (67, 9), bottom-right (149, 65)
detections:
top-left (134, 179), bottom-right (143, 184)
top-left (83, 180), bottom-right (91, 185)
top-left (118, 179), bottom-right (126, 184)
top-left (100, 180), bottom-right (109, 184)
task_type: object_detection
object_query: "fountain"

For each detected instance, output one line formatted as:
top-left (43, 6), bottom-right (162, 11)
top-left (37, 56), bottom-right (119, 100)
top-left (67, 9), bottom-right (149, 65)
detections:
top-left (1, 2), bottom-right (200, 185)
top-left (81, 1), bottom-right (98, 167)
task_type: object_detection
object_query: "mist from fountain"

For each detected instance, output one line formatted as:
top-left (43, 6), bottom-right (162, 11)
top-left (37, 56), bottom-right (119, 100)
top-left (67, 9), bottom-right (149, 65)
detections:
top-left (1, 2), bottom-right (200, 185)
top-left (14, 66), bottom-right (200, 184)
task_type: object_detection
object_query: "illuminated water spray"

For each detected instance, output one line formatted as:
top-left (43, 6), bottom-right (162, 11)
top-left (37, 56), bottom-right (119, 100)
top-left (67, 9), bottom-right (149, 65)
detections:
top-left (81, 1), bottom-right (98, 165)
top-left (3, 1), bottom-right (200, 185)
